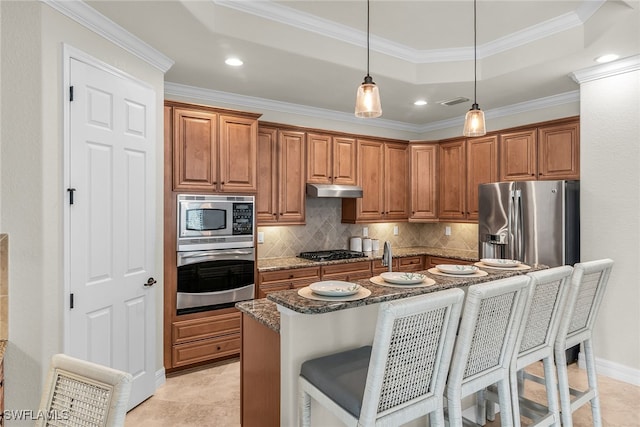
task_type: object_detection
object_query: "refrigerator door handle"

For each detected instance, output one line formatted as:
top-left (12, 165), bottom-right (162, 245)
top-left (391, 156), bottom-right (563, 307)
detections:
top-left (509, 190), bottom-right (516, 260)
top-left (515, 189), bottom-right (523, 261)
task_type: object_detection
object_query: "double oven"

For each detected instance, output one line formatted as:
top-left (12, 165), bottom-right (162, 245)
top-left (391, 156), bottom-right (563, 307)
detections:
top-left (176, 194), bottom-right (255, 315)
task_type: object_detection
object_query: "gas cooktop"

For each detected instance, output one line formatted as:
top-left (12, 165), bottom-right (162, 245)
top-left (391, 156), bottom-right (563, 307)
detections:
top-left (298, 249), bottom-right (367, 262)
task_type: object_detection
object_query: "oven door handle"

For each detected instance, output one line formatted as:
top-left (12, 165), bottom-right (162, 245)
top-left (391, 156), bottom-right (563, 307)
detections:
top-left (177, 249), bottom-right (254, 266)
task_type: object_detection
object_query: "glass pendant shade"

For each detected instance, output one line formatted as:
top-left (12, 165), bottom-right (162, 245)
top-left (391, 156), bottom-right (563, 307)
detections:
top-left (355, 76), bottom-right (382, 118)
top-left (463, 104), bottom-right (486, 137)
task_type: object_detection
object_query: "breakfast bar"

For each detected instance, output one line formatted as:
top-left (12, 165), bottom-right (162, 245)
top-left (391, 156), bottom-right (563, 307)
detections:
top-left (238, 261), bottom-right (545, 426)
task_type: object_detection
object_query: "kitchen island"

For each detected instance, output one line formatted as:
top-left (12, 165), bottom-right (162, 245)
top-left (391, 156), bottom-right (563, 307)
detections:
top-left (238, 262), bottom-right (545, 426)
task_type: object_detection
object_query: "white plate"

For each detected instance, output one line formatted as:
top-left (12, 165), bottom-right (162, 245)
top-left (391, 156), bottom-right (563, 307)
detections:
top-left (379, 272), bottom-right (427, 285)
top-left (435, 264), bottom-right (479, 275)
top-left (309, 281), bottom-right (360, 297)
top-left (480, 258), bottom-right (522, 268)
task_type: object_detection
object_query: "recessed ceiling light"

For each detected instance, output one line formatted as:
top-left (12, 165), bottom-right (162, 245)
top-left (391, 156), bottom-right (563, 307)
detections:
top-left (225, 57), bottom-right (243, 67)
top-left (595, 54), bottom-right (619, 64)
top-left (414, 100), bottom-right (428, 106)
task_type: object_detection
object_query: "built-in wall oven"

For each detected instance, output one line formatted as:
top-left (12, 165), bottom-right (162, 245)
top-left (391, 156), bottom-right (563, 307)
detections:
top-left (176, 194), bottom-right (255, 315)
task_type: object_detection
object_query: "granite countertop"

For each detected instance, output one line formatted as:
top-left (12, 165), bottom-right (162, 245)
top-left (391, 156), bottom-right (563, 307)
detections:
top-left (240, 263), bottom-right (546, 332)
top-left (0, 340), bottom-right (6, 363)
top-left (236, 300), bottom-right (280, 333)
top-left (257, 246), bottom-right (478, 272)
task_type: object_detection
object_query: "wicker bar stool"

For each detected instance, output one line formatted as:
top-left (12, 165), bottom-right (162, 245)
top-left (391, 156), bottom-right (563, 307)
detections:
top-left (554, 259), bottom-right (614, 427)
top-left (445, 275), bottom-right (531, 427)
top-left (36, 353), bottom-right (133, 427)
top-left (485, 265), bottom-right (573, 427)
top-left (299, 288), bottom-right (465, 426)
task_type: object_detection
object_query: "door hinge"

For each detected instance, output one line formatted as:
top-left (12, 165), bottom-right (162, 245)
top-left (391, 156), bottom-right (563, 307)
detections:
top-left (70, 293), bottom-right (74, 309)
top-left (70, 86), bottom-right (74, 102)
top-left (67, 188), bottom-right (76, 205)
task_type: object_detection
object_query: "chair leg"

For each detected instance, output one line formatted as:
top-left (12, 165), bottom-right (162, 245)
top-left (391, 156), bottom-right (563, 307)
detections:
top-left (430, 406), bottom-right (446, 427)
top-left (541, 356), bottom-right (561, 427)
top-left (555, 347), bottom-right (573, 427)
top-left (584, 339), bottom-right (603, 427)
top-left (497, 378), bottom-right (514, 427)
top-left (510, 368), bottom-right (522, 427)
top-left (475, 389), bottom-right (487, 425)
top-left (301, 389), bottom-right (311, 427)
top-left (446, 390), bottom-right (464, 427)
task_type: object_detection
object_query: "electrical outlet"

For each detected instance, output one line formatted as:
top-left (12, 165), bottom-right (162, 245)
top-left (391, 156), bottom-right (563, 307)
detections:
top-left (445, 226), bottom-right (451, 236)
top-left (362, 227), bottom-right (369, 237)
top-left (257, 231), bottom-right (264, 244)
top-left (393, 226), bottom-right (399, 236)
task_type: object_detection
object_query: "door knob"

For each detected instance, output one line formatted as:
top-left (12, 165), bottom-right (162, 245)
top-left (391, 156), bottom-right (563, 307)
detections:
top-left (144, 277), bottom-right (157, 287)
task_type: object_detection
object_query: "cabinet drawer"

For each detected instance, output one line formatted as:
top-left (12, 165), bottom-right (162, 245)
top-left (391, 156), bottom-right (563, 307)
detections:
top-left (398, 256), bottom-right (425, 272)
top-left (427, 256), bottom-right (473, 268)
top-left (173, 312), bottom-right (241, 345)
top-left (259, 267), bottom-right (321, 284)
top-left (372, 259), bottom-right (399, 275)
top-left (172, 334), bottom-right (240, 368)
top-left (321, 261), bottom-right (372, 281)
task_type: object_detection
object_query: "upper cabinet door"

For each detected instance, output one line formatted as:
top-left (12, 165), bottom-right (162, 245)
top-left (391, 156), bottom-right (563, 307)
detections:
top-left (332, 137), bottom-right (357, 185)
top-left (218, 115), bottom-right (258, 193)
top-left (306, 134), bottom-right (357, 185)
top-left (410, 144), bottom-right (438, 221)
top-left (499, 129), bottom-right (537, 181)
top-left (173, 108), bottom-right (218, 191)
top-left (306, 133), bottom-right (333, 184)
top-left (537, 121), bottom-right (580, 180)
top-left (355, 139), bottom-right (385, 221)
top-left (384, 142), bottom-right (409, 220)
top-left (256, 126), bottom-right (278, 224)
top-left (438, 139), bottom-right (467, 220)
top-left (278, 130), bottom-right (306, 224)
top-left (466, 136), bottom-right (498, 220)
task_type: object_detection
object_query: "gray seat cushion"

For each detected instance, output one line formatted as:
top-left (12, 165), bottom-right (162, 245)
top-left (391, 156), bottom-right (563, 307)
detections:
top-left (300, 346), bottom-right (372, 418)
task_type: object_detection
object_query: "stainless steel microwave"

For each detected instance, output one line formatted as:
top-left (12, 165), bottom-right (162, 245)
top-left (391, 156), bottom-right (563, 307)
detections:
top-left (177, 194), bottom-right (254, 251)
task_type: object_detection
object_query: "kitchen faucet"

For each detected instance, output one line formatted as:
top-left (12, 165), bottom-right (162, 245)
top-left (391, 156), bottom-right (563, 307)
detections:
top-left (381, 241), bottom-right (392, 272)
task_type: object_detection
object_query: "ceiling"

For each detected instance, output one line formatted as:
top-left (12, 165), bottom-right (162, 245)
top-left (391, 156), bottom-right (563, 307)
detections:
top-left (86, 0), bottom-right (639, 129)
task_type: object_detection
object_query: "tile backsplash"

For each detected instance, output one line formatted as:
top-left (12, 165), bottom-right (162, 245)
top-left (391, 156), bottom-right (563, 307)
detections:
top-left (257, 198), bottom-right (478, 258)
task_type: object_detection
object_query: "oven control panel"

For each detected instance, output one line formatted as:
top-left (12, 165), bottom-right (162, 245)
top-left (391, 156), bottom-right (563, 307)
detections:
top-left (232, 203), bottom-right (254, 235)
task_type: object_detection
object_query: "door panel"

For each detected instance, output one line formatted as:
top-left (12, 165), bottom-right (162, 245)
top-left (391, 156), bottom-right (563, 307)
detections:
top-left (68, 57), bottom-right (156, 409)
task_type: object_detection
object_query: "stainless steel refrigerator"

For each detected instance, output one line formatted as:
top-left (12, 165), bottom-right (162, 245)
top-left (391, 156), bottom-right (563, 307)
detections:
top-left (478, 180), bottom-right (579, 267)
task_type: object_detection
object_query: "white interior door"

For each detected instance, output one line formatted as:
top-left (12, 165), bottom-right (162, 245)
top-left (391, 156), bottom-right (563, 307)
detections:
top-left (65, 56), bottom-right (156, 409)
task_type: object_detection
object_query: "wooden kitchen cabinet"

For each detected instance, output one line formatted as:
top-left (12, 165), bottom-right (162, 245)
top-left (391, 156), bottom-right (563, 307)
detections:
top-left (499, 117), bottom-right (580, 181)
top-left (168, 102), bottom-right (260, 193)
top-left (537, 121), bottom-right (580, 180)
top-left (398, 255), bottom-right (425, 272)
top-left (171, 309), bottom-right (241, 368)
top-left (257, 266), bottom-right (321, 298)
top-left (466, 135), bottom-right (498, 220)
top-left (256, 126), bottom-right (306, 225)
top-left (426, 256), bottom-right (474, 268)
top-left (342, 139), bottom-right (409, 223)
top-left (438, 139), bottom-right (467, 220)
top-left (410, 144), bottom-right (438, 221)
top-left (438, 136), bottom-right (497, 222)
top-left (306, 133), bottom-right (357, 185)
top-left (321, 261), bottom-right (372, 282)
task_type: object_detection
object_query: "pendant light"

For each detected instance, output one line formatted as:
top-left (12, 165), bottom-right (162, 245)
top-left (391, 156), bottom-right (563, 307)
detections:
top-left (463, 0), bottom-right (486, 136)
top-left (355, 0), bottom-right (382, 118)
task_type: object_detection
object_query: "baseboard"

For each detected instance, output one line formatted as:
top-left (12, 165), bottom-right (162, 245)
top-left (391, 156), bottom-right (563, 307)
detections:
top-left (578, 352), bottom-right (640, 386)
top-left (155, 367), bottom-right (166, 389)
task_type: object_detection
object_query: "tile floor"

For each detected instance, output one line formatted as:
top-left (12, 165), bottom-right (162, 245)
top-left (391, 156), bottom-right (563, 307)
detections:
top-left (125, 358), bottom-right (640, 426)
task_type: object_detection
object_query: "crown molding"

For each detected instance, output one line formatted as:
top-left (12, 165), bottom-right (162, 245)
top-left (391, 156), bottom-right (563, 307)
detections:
top-left (166, 82), bottom-right (579, 135)
top-left (570, 55), bottom-right (640, 84)
top-left (214, 0), bottom-right (604, 63)
top-left (42, 0), bottom-right (174, 73)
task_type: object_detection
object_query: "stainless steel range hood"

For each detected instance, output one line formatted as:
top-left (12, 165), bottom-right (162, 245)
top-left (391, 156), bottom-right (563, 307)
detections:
top-left (306, 183), bottom-right (363, 198)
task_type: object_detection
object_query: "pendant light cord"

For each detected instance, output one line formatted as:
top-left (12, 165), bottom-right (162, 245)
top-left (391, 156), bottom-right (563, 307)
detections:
top-left (473, 0), bottom-right (477, 105)
top-left (366, 0), bottom-right (370, 77)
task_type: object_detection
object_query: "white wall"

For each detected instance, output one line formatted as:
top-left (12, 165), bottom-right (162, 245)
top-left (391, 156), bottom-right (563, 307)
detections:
top-left (0, 2), bottom-right (165, 418)
top-left (578, 64), bottom-right (640, 377)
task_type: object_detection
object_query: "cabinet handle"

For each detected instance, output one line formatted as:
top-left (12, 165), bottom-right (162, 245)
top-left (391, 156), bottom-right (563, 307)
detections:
top-left (216, 346), bottom-right (222, 351)
top-left (273, 213), bottom-right (277, 216)
top-left (221, 181), bottom-right (225, 185)
top-left (289, 274), bottom-right (294, 279)
top-left (213, 181), bottom-right (218, 185)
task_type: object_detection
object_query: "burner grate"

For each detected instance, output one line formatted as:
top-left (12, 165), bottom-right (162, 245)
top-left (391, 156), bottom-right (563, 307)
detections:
top-left (298, 249), bottom-right (367, 261)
